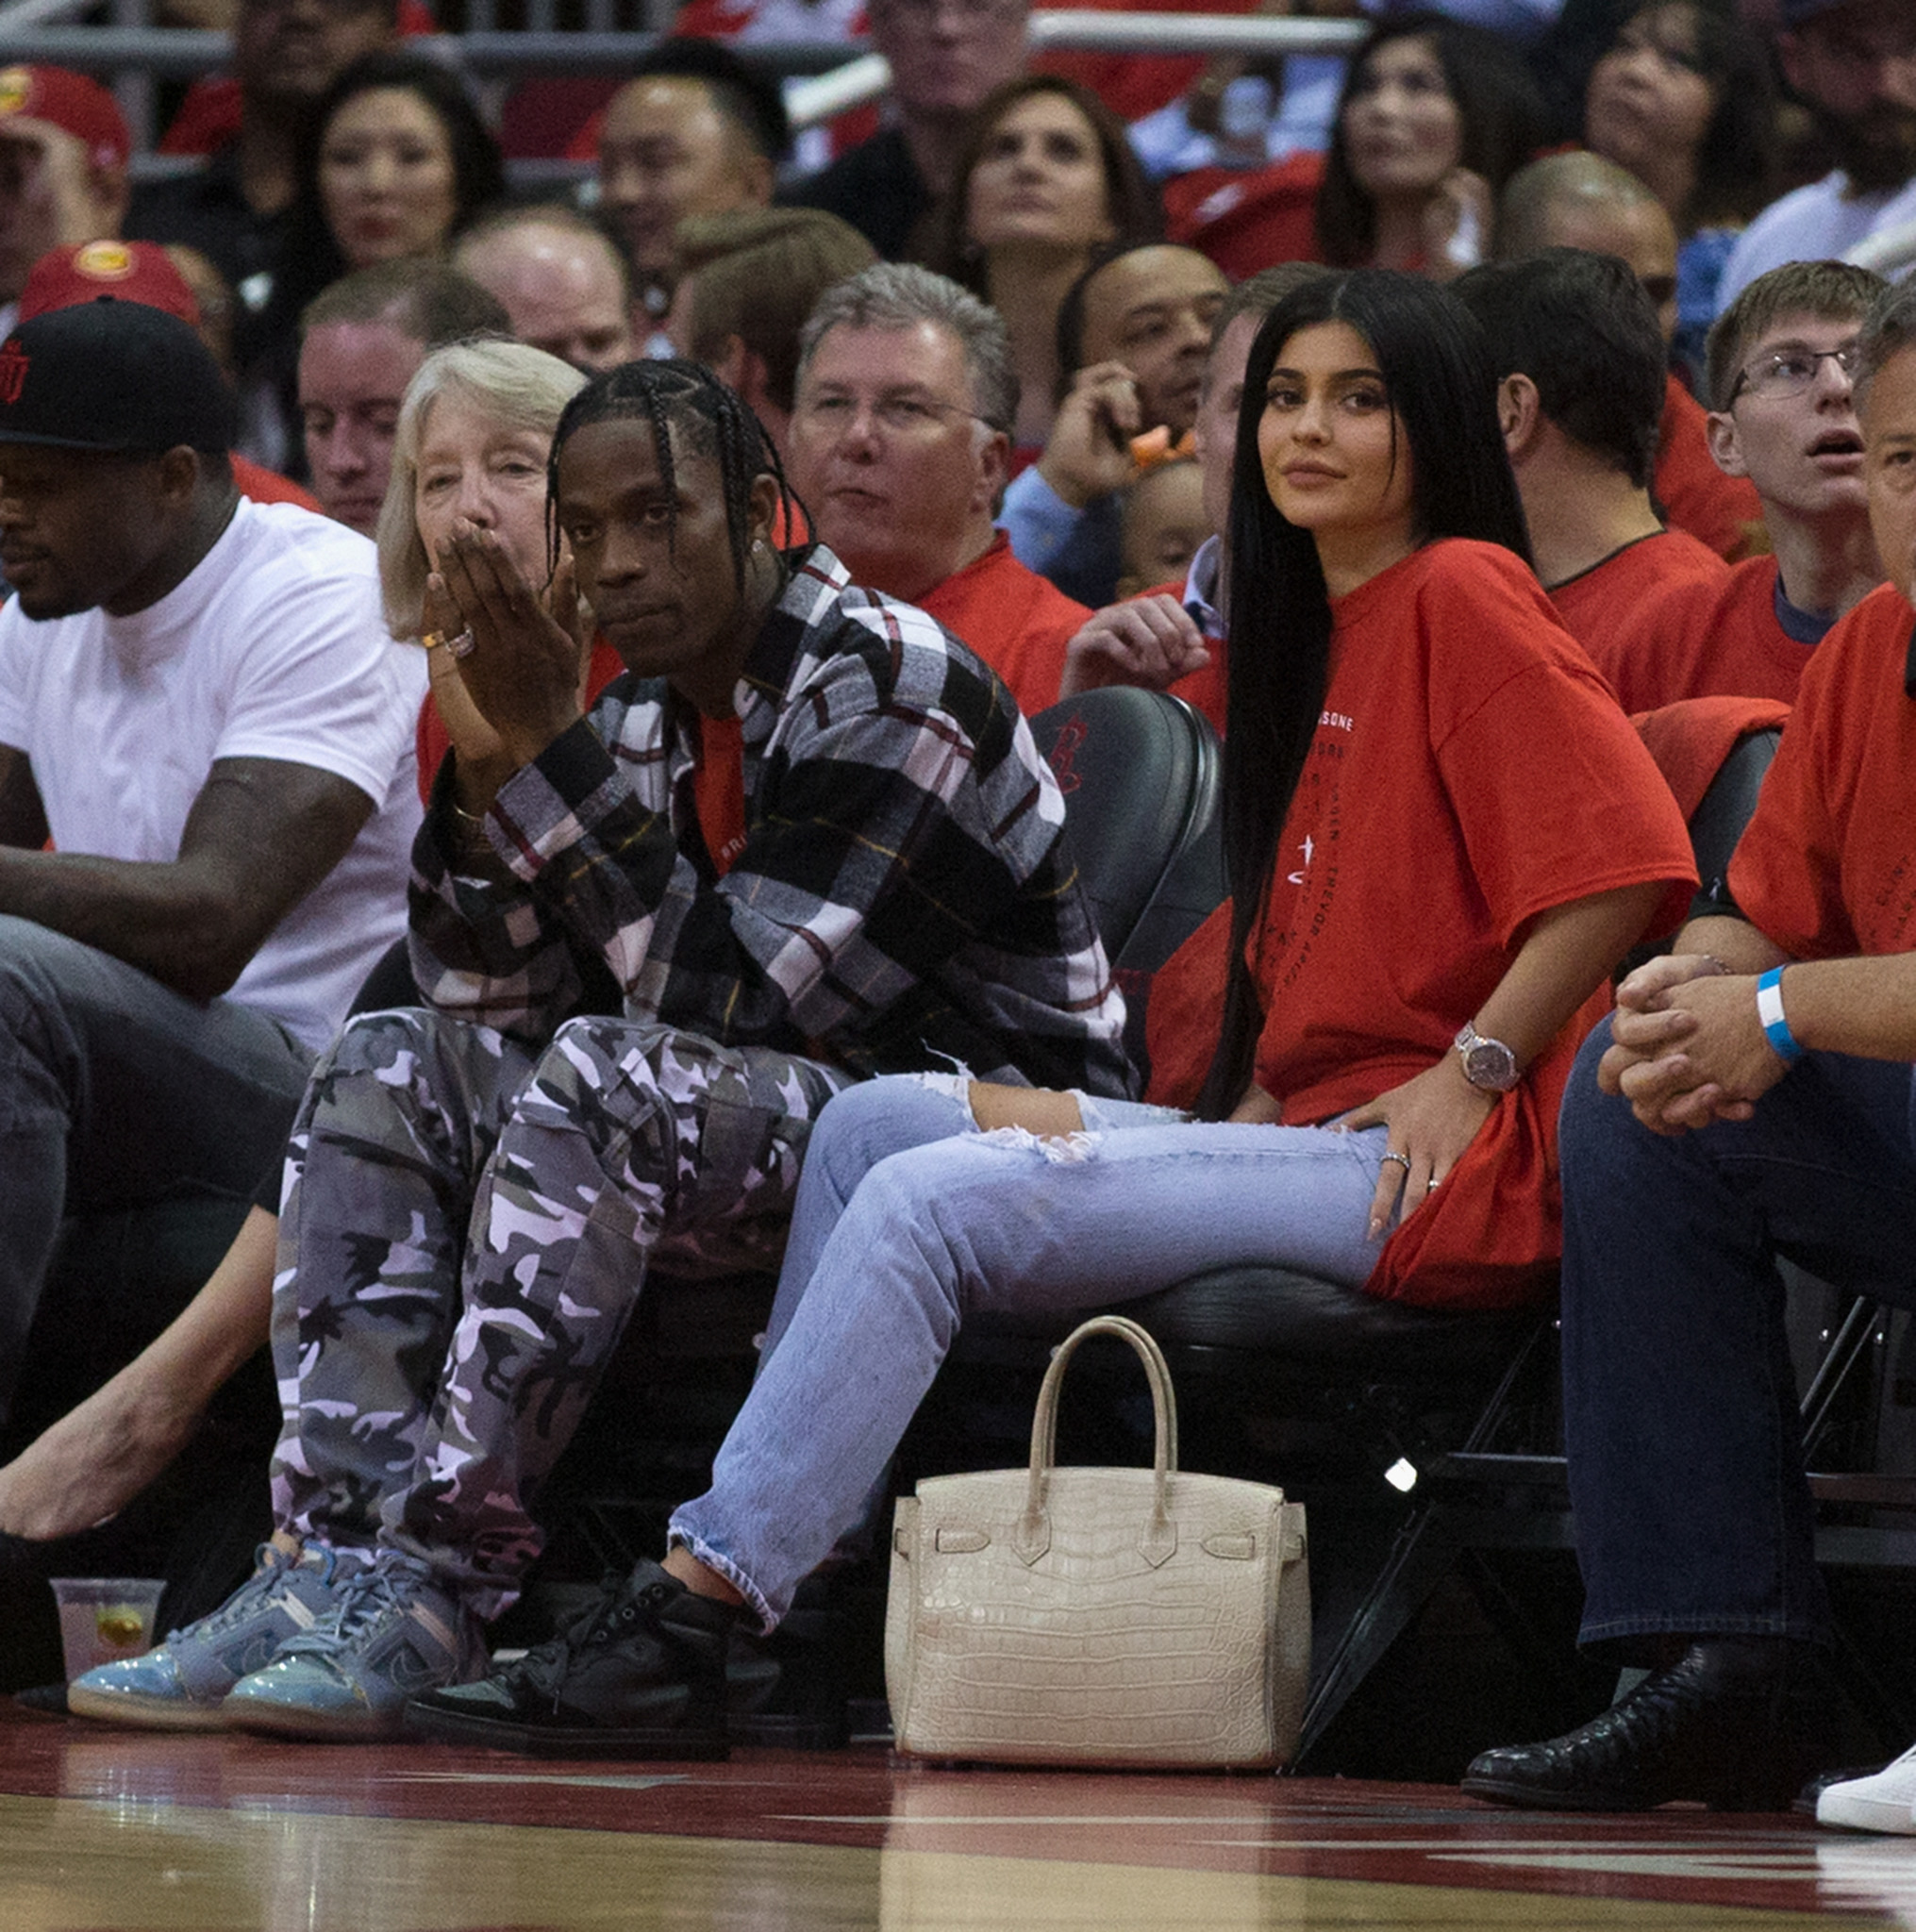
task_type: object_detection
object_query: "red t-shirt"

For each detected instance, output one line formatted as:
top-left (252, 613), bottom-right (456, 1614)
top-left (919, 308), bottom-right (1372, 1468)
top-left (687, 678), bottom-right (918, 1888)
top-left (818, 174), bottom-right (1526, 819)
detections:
top-left (1547, 527), bottom-right (1731, 714)
top-left (692, 711), bottom-right (748, 877)
top-left (1165, 152), bottom-right (1325, 285)
top-left (915, 532), bottom-right (1091, 720)
top-left (232, 455), bottom-right (323, 515)
top-left (1156, 541), bottom-right (1695, 1309)
top-left (415, 635), bottom-right (627, 804)
top-left (1656, 375), bottom-right (1765, 563)
top-left (1616, 555), bottom-right (1819, 714)
top-left (1729, 582), bottom-right (1916, 959)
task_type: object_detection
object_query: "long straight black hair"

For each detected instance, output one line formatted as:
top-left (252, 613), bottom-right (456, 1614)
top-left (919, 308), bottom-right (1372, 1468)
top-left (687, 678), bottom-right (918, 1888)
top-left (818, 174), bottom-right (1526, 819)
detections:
top-left (1193, 270), bottom-right (1532, 1119)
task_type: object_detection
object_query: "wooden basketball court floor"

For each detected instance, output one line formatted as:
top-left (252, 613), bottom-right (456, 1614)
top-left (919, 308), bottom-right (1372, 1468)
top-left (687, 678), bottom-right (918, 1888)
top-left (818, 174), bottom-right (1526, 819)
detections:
top-left (3, 1703), bottom-right (1913, 1931)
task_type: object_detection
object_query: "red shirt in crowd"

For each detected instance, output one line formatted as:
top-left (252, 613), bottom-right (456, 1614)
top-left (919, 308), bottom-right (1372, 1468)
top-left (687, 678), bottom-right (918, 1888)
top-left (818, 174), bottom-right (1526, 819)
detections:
top-left (1149, 541), bottom-right (1694, 1309)
top-left (1165, 152), bottom-right (1325, 285)
top-left (1656, 375), bottom-right (1765, 563)
top-left (231, 455), bottom-right (323, 514)
top-left (1547, 526), bottom-right (1731, 713)
top-left (1730, 581), bottom-right (1916, 958)
top-left (915, 532), bottom-right (1091, 721)
top-left (1617, 554), bottom-right (1826, 714)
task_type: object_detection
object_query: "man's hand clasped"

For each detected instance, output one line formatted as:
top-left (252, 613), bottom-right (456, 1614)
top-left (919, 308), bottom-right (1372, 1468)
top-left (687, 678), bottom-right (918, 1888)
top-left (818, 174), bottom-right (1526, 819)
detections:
top-left (1598, 952), bottom-right (1791, 1136)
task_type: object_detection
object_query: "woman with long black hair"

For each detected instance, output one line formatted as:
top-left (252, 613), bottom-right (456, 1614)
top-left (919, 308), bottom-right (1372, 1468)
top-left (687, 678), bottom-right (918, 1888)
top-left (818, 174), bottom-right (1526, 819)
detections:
top-left (400, 270), bottom-right (1701, 1761)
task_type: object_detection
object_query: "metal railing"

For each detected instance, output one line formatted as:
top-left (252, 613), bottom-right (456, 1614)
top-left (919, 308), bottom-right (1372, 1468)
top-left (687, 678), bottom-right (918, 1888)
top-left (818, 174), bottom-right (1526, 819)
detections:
top-left (0, 11), bottom-right (1371, 152)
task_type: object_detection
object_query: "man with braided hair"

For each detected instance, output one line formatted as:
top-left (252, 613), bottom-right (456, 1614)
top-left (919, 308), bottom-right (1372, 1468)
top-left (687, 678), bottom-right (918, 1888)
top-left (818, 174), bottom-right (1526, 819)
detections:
top-left (72, 358), bottom-right (1130, 1740)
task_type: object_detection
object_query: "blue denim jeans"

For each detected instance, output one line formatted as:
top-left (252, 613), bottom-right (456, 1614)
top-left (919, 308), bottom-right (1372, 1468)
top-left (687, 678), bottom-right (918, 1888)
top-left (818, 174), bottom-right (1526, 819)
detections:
top-left (671, 1073), bottom-right (1391, 1629)
top-left (0, 913), bottom-right (312, 1426)
top-left (1559, 1019), bottom-right (1916, 1661)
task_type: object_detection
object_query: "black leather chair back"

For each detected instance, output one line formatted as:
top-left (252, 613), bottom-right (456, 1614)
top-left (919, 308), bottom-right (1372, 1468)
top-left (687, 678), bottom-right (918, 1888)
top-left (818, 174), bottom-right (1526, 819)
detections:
top-left (1029, 688), bottom-right (1223, 973)
top-left (1687, 727), bottom-right (1781, 891)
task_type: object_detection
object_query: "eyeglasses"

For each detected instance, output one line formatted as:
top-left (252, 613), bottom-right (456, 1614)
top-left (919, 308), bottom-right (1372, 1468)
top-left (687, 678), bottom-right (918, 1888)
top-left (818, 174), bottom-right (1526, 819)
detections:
top-left (797, 391), bottom-right (1000, 437)
top-left (1729, 343), bottom-right (1861, 405)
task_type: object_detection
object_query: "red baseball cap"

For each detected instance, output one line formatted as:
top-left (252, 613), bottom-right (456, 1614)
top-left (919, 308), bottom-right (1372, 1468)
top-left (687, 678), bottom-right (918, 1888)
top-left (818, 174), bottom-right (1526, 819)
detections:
top-left (0, 65), bottom-right (132, 174)
top-left (19, 241), bottom-right (202, 328)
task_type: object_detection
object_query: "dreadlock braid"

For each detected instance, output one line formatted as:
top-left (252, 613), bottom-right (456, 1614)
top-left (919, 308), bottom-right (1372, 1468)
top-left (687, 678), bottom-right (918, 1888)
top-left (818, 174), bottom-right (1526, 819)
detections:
top-left (545, 358), bottom-right (800, 583)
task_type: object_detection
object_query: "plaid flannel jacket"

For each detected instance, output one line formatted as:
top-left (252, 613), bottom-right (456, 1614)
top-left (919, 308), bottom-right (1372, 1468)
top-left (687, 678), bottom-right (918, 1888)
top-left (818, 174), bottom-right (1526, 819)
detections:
top-left (410, 545), bottom-right (1134, 1096)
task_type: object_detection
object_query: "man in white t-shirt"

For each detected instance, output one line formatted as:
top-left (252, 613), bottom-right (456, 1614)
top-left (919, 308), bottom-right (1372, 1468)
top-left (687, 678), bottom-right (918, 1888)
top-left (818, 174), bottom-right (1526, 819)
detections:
top-left (0, 297), bottom-right (425, 1426)
top-left (1717, 0), bottom-right (1916, 308)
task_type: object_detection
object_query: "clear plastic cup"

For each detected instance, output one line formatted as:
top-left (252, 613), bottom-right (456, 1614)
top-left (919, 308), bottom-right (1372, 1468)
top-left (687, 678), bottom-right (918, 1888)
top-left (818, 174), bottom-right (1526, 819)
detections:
top-left (49, 1577), bottom-right (166, 1682)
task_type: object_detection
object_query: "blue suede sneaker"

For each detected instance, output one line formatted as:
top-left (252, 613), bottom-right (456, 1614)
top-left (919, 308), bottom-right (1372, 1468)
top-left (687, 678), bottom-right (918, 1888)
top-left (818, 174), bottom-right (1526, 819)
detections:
top-left (67, 1541), bottom-right (356, 1732)
top-left (221, 1550), bottom-right (484, 1740)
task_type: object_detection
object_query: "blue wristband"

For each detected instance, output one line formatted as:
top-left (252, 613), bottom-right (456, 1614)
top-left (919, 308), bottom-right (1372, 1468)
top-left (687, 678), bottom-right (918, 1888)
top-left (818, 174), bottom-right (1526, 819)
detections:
top-left (1756, 966), bottom-right (1804, 1064)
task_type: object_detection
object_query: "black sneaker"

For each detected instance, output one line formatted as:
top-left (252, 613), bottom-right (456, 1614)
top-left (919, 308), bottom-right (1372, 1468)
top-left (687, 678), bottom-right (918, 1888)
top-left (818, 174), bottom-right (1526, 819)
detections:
top-left (1461, 1640), bottom-right (1833, 1812)
top-left (403, 1560), bottom-right (736, 1759)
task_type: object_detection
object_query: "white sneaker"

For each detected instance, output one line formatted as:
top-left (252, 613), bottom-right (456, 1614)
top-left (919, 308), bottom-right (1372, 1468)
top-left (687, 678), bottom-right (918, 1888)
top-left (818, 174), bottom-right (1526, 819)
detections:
top-left (1818, 1741), bottom-right (1916, 1835)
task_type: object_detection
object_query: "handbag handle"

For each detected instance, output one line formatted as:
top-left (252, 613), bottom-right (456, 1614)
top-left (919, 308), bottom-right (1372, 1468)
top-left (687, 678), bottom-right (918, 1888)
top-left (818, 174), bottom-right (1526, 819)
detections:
top-left (1016, 1314), bottom-right (1179, 1569)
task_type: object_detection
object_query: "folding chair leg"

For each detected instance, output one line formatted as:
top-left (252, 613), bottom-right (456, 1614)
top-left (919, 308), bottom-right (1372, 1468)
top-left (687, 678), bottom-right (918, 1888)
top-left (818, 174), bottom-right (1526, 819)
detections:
top-left (1292, 1497), bottom-right (1462, 1769)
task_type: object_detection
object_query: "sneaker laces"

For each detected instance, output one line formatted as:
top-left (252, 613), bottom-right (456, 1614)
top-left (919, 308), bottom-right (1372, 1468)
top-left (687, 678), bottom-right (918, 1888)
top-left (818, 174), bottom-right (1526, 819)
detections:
top-left (508, 1573), bottom-right (659, 1706)
top-left (164, 1541), bottom-right (342, 1646)
top-left (276, 1555), bottom-right (432, 1663)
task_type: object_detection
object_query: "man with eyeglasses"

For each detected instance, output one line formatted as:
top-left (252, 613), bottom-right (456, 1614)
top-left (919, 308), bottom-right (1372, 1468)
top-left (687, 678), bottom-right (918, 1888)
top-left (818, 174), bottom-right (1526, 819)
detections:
top-left (1717, 0), bottom-right (1916, 310)
top-left (1462, 275), bottom-right (1916, 1827)
top-left (1614, 260), bottom-right (1889, 713)
top-left (787, 261), bottom-right (1091, 717)
top-left (126, 0), bottom-right (398, 375)
top-left (783, 0), bottom-right (1029, 260)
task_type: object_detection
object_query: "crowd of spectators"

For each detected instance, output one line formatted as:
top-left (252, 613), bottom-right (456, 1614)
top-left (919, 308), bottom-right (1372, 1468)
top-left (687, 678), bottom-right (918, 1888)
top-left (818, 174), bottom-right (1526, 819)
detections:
top-left (0, 0), bottom-right (1914, 1836)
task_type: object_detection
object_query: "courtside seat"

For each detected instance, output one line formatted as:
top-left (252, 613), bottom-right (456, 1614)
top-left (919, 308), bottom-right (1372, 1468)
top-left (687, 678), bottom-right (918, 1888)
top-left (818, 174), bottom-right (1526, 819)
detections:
top-left (523, 688), bottom-right (1229, 1611)
top-left (945, 717), bottom-right (1788, 1772)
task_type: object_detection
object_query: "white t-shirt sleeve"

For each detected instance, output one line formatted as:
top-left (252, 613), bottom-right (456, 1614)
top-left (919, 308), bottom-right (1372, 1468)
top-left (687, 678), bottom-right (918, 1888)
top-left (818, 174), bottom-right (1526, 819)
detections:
top-left (211, 517), bottom-right (415, 808)
top-left (0, 601), bottom-right (36, 758)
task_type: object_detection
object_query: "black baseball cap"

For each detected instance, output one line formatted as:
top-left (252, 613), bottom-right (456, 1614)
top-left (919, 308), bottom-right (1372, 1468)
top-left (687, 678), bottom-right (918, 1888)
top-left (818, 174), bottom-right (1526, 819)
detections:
top-left (0, 297), bottom-right (236, 455)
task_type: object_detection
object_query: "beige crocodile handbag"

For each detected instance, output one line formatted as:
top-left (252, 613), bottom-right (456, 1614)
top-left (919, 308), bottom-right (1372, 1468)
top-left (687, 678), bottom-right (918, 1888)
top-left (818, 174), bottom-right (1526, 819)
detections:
top-left (884, 1313), bottom-right (1310, 1769)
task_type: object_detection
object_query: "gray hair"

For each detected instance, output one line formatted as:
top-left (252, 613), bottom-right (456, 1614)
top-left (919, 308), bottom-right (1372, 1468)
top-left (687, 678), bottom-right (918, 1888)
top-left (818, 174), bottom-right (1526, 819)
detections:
top-left (377, 339), bottom-right (587, 640)
top-left (795, 261), bottom-right (1019, 434)
top-left (1855, 280), bottom-right (1916, 411)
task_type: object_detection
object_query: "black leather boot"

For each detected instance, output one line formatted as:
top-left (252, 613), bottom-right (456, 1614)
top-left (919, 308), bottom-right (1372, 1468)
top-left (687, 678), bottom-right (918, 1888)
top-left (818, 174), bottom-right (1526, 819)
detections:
top-left (405, 1559), bottom-right (738, 1758)
top-left (1461, 1639), bottom-right (1833, 1811)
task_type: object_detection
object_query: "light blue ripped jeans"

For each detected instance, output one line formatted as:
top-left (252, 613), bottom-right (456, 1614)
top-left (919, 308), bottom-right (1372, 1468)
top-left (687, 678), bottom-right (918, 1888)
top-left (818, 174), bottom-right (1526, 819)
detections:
top-left (669, 1072), bottom-right (1389, 1630)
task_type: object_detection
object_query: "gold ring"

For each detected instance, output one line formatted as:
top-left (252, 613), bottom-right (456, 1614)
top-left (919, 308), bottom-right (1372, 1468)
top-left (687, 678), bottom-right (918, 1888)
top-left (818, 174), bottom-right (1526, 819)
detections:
top-left (422, 630), bottom-right (447, 652)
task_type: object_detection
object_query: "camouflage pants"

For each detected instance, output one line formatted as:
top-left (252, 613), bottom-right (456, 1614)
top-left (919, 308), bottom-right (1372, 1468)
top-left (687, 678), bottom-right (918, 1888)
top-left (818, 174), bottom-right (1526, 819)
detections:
top-left (267, 1007), bottom-right (852, 1617)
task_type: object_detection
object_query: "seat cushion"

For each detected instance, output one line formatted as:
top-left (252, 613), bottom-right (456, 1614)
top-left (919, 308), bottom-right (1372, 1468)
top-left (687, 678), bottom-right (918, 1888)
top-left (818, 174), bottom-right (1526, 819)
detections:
top-left (973, 1264), bottom-right (1544, 1379)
